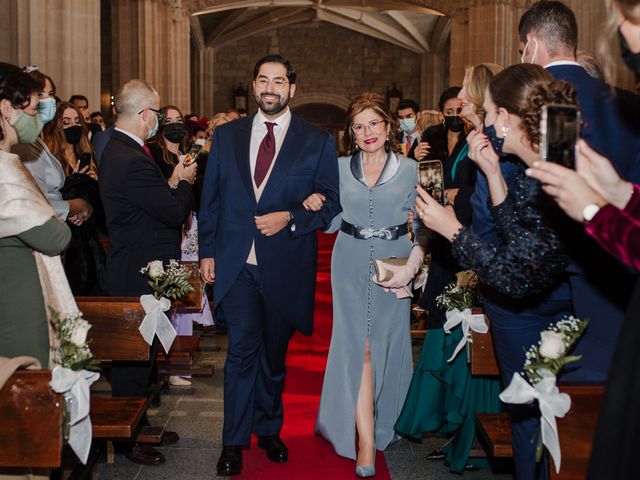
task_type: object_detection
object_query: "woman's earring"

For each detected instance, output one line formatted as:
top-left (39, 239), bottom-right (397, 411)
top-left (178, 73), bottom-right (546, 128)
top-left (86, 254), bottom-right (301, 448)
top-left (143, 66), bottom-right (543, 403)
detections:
top-left (501, 126), bottom-right (509, 138)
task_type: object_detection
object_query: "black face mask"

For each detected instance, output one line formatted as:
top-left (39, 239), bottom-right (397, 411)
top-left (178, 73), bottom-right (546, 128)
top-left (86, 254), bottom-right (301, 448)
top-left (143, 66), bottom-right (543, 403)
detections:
top-left (64, 125), bottom-right (83, 145)
top-left (163, 122), bottom-right (187, 144)
top-left (619, 28), bottom-right (640, 75)
top-left (444, 115), bottom-right (465, 133)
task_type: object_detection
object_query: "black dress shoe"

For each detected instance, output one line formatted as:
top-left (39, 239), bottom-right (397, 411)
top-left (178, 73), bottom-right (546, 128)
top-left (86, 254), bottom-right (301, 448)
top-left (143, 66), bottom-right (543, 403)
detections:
top-left (425, 448), bottom-right (446, 460)
top-left (161, 431), bottom-right (180, 445)
top-left (123, 444), bottom-right (165, 465)
top-left (217, 445), bottom-right (242, 476)
top-left (257, 435), bottom-right (288, 463)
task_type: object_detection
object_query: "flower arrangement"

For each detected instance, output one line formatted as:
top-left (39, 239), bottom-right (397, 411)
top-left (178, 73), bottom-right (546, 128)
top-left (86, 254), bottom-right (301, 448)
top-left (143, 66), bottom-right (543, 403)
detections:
top-left (499, 315), bottom-right (589, 473)
top-left (436, 270), bottom-right (481, 311)
top-left (140, 259), bottom-right (195, 300)
top-left (49, 308), bottom-right (95, 371)
top-left (523, 316), bottom-right (589, 385)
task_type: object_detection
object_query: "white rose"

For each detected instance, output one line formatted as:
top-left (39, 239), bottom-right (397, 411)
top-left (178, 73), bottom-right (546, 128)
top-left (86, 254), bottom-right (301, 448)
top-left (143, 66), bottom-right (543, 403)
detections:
top-left (539, 331), bottom-right (566, 360)
top-left (70, 320), bottom-right (91, 347)
top-left (148, 260), bottom-right (165, 279)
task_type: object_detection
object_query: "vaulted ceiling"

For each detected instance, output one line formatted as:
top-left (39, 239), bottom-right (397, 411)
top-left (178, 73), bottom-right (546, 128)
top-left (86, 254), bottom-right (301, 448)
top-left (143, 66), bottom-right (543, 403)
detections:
top-left (187, 0), bottom-right (454, 55)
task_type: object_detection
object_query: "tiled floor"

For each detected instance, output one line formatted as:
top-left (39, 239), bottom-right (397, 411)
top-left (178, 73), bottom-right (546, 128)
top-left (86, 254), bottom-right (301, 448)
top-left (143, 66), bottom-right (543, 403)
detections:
top-left (93, 329), bottom-right (513, 479)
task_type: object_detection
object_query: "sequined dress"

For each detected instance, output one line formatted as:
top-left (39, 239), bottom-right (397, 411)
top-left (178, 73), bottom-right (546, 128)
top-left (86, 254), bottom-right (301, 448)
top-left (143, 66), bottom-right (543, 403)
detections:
top-left (315, 152), bottom-right (416, 459)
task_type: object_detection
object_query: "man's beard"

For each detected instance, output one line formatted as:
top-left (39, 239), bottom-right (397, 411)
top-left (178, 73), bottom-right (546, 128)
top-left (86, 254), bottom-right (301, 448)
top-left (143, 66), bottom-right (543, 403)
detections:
top-left (255, 91), bottom-right (289, 116)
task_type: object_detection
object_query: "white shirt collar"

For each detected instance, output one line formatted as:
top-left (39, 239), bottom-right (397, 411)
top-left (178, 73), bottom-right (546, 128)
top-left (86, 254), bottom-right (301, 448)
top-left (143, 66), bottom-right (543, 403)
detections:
top-left (114, 127), bottom-right (145, 147)
top-left (252, 107), bottom-right (292, 131)
top-left (543, 60), bottom-right (582, 69)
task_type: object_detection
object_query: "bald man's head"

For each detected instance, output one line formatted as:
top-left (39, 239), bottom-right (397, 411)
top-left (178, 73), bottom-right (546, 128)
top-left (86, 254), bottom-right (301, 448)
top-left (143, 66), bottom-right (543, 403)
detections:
top-left (114, 79), bottom-right (159, 118)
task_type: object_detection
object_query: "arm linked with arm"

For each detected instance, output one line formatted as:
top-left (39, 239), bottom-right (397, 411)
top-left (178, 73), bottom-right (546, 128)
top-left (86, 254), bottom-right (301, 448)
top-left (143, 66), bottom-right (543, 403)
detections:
top-left (289, 134), bottom-right (341, 237)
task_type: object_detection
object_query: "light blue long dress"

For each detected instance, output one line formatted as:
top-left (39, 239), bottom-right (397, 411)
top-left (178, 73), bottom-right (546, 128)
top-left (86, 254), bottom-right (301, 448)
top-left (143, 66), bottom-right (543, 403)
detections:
top-left (315, 150), bottom-right (417, 459)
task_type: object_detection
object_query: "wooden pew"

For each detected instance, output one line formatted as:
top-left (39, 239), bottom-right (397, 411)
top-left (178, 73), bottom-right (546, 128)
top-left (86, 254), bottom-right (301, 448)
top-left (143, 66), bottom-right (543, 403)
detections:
top-left (0, 370), bottom-right (63, 469)
top-left (549, 385), bottom-right (604, 479)
top-left (75, 297), bottom-right (155, 443)
top-left (470, 308), bottom-right (501, 377)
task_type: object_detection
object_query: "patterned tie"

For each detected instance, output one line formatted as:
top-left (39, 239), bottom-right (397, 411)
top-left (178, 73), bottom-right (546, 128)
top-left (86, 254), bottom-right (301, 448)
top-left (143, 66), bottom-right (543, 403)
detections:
top-left (254, 122), bottom-right (276, 188)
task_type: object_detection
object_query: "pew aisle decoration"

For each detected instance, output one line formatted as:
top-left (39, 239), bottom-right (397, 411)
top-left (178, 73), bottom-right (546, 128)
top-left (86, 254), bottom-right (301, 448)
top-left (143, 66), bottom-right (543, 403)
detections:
top-left (499, 316), bottom-right (588, 473)
top-left (436, 270), bottom-right (487, 362)
top-left (138, 259), bottom-right (195, 353)
top-left (49, 308), bottom-right (99, 464)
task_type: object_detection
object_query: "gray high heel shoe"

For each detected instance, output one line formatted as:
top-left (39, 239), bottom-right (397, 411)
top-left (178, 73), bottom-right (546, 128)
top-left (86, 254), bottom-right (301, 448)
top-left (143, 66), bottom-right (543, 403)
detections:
top-left (355, 448), bottom-right (376, 478)
top-left (355, 464), bottom-right (376, 477)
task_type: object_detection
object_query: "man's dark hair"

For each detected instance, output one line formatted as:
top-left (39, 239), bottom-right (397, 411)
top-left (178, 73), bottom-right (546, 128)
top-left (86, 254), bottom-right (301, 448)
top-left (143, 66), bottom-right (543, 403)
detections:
top-left (396, 99), bottom-right (420, 114)
top-left (253, 55), bottom-right (296, 84)
top-left (438, 87), bottom-right (462, 112)
top-left (69, 94), bottom-right (89, 105)
top-left (90, 111), bottom-right (103, 119)
top-left (518, 1), bottom-right (578, 56)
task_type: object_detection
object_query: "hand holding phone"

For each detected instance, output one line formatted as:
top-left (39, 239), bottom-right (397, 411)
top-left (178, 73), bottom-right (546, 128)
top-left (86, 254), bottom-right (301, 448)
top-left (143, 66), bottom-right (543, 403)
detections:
top-left (418, 160), bottom-right (445, 205)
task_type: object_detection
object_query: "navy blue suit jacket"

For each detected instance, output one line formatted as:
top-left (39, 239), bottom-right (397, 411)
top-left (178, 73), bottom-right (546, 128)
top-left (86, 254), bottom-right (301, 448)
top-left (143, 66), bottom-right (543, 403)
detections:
top-left (91, 126), bottom-right (114, 167)
top-left (548, 64), bottom-right (638, 378)
top-left (198, 113), bottom-right (340, 335)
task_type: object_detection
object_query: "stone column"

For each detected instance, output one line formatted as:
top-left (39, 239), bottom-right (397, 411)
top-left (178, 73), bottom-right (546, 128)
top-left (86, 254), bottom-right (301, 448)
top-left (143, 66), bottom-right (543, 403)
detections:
top-left (111, 0), bottom-right (191, 112)
top-left (0, 0), bottom-right (101, 111)
top-left (420, 51), bottom-right (448, 110)
top-left (192, 47), bottom-right (216, 117)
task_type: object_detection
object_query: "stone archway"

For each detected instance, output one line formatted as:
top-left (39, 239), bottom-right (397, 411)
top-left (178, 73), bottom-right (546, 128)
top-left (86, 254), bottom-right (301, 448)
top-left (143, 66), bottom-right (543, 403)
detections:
top-left (289, 92), bottom-right (351, 112)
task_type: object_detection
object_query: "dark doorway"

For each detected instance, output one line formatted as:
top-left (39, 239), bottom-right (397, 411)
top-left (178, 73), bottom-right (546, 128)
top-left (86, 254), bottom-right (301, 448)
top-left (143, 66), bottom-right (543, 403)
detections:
top-left (292, 103), bottom-right (347, 154)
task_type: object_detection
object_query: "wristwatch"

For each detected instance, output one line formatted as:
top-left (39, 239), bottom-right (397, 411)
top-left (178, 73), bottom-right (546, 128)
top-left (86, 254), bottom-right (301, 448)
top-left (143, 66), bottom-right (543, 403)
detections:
top-left (286, 211), bottom-right (296, 232)
top-left (582, 203), bottom-right (601, 223)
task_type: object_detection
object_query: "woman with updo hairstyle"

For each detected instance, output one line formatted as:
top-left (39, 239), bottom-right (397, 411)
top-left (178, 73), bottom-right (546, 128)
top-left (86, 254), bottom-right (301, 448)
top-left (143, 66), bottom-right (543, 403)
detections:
top-left (308, 92), bottom-right (426, 477)
top-left (0, 62), bottom-right (71, 366)
top-left (416, 63), bottom-right (602, 479)
top-left (395, 62), bottom-right (505, 475)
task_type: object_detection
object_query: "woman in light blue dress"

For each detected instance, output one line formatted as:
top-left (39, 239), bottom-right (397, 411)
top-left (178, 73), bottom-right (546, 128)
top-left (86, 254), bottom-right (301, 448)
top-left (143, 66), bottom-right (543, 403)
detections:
top-left (307, 93), bottom-right (425, 477)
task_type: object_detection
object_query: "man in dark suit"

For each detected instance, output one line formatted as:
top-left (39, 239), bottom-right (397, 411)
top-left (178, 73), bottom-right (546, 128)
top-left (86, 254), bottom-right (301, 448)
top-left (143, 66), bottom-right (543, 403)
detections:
top-left (509, 2), bottom-right (640, 478)
top-left (99, 79), bottom-right (196, 466)
top-left (198, 55), bottom-right (340, 476)
top-left (397, 99), bottom-right (429, 160)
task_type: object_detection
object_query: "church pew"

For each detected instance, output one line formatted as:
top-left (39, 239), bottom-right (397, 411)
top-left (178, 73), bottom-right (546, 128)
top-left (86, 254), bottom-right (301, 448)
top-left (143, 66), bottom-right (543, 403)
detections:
top-left (0, 370), bottom-right (63, 468)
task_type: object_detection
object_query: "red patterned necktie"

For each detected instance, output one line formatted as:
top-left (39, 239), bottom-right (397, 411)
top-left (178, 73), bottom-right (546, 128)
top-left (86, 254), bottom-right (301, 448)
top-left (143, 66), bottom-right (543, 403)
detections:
top-left (405, 136), bottom-right (413, 156)
top-left (142, 144), bottom-right (153, 159)
top-left (254, 122), bottom-right (276, 188)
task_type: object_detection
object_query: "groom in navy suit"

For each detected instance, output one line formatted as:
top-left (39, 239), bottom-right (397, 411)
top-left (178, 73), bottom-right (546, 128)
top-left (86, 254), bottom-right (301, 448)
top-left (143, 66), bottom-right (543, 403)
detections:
top-left (199, 54), bottom-right (340, 476)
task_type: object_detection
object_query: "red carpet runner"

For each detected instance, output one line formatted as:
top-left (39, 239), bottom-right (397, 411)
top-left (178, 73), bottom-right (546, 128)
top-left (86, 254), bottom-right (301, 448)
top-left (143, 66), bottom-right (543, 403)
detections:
top-left (240, 232), bottom-right (392, 479)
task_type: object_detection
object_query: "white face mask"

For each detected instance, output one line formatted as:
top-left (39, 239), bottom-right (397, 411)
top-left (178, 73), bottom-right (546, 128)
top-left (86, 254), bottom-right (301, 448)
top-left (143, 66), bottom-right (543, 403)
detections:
top-left (194, 138), bottom-right (206, 147)
top-left (521, 39), bottom-right (539, 64)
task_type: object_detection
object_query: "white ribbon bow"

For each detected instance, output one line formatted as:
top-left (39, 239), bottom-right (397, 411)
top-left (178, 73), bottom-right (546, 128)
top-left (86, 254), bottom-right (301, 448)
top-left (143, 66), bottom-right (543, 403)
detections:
top-left (499, 373), bottom-right (571, 473)
top-left (359, 227), bottom-right (394, 240)
top-left (139, 294), bottom-right (177, 353)
top-left (49, 366), bottom-right (100, 464)
top-left (442, 308), bottom-right (488, 362)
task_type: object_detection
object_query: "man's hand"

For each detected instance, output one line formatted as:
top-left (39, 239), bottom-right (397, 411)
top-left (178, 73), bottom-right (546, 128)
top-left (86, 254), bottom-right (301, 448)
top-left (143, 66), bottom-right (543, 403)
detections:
top-left (67, 198), bottom-right (93, 225)
top-left (255, 211), bottom-right (290, 236)
top-left (200, 258), bottom-right (215, 283)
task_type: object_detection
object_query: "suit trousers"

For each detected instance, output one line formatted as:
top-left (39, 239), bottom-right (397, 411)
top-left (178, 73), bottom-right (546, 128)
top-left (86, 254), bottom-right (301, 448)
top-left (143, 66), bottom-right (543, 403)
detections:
top-left (220, 264), bottom-right (295, 445)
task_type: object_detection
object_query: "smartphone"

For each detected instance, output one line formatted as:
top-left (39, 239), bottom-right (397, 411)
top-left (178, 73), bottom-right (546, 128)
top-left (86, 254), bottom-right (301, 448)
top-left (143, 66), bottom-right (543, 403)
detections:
top-left (183, 143), bottom-right (202, 166)
top-left (540, 104), bottom-right (580, 168)
top-left (417, 160), bottom-right (445, 205)
top-left (78, 152), bottom-right (92, 171)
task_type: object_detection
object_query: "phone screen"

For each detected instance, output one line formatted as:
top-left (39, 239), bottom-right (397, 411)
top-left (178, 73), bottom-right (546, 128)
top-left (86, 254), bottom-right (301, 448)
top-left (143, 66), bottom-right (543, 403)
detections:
top-left (540, 104), bottom-right (580, 168)
top-left (184, 144), bottom-right (202, 166)
top-left (78, 152), bottom-right (92, 171)
top-left (418, 160), bottom-right (445, 205)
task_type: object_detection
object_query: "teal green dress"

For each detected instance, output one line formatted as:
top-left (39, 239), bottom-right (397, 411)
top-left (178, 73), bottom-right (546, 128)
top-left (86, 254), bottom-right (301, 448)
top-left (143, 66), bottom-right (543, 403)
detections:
top-left (395, 323), bottom-right (503, 473)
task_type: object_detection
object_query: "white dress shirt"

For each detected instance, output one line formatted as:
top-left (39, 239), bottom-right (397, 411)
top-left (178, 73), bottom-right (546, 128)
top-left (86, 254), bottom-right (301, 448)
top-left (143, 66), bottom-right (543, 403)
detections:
top-left (246, 107), bottom-right (293, 265)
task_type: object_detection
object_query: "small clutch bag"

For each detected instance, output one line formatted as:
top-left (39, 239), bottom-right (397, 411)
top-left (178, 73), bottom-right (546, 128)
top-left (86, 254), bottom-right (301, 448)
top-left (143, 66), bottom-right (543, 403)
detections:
top-left (373, 257), bottom-right (408, 282)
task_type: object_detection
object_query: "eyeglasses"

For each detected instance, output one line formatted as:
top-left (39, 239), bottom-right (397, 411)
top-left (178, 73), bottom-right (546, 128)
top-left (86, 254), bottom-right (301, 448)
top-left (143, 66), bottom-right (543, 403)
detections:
top-left (138, 108), bottom-right (165, 123)
top-left (351, 119), bottom-right (387, 136)
top-left (255, 77), bottom-right (289, 91)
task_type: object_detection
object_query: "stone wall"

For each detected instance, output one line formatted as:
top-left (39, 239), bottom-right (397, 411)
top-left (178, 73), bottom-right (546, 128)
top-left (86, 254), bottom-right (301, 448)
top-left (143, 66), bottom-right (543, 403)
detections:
top-left (209, 22), bottom-right (424, 117)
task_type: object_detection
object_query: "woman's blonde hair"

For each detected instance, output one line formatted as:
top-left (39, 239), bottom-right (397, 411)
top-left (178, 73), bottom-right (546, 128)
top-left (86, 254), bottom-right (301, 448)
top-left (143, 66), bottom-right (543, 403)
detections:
top-left (598, 0), bottom-right (640, 85)
top-left (462, 63), bottom-right (503, 123)
top-left (206, 113), bottom-right (230, 137)
top-left (416, 110), bottom-right (444, 132)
